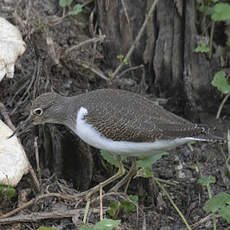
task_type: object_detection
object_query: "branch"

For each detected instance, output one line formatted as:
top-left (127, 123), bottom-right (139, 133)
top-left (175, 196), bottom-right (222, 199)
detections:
top-left (112, 0), bottom-right (160, 77)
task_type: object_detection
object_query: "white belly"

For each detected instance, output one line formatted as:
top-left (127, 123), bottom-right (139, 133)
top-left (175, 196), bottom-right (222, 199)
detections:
top-left (75, 107), bottom-right (204, 157)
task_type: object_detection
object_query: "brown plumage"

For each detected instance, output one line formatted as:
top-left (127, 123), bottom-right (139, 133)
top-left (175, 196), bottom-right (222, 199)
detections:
top-left (14, 88), bottom-right (224, 194)
top-left (27, 89), bottom-right (224, 143)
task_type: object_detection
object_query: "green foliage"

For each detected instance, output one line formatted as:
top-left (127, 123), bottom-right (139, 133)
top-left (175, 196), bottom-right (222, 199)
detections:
top-left (120, 195), bottom-right (138, 213)
top-left (108, 72), bottom-right (113, 78)
top-left (0, 185), bottom-right (16, 199)
top-left (59, 0), bottom-right (83, 17)
top-left (204, 192), bottom-right (230, 223)
top-left (37, 227), bottom-right (57, 230)
top-left (211, 3), bottom-right (230, 21)
top-left (198, 1), bottom-right (230, 22)
top-left (123, 58), bottom-right (128, 65)
top-left (117, 55), bottom-right (124, 62)
top-left (100, 150), bottom-right (126, 168)
top-left (226, 38), bottom-right (230, 47)
top-left (196, 1), bottom-right (230, 57)
top-left (199, 5), bottom-right (214, 15)
top-left (218, 206), bottom-right (230, 224)
top-left (211, 71), bottom-right (230, 94)
top-left (100, 150), bottom-right (119, 168)
top-left (59, 0), bottom-right (73, 8)
top-left (137, 152), bottom-right (168, 168)
top-left (108, 195), bottom-right (138, 218)
top-left (68, 4), bottom-right (83, 16)
top-left (117, 55), bottom-right (128, 64)
top-left (197, 176), bottom-right (216, 187)
top-left (194, 44), bottom-right (210, 53)
top-left (100, 150), bottom-right (167, 178)
top-left (138, 166), bottom-right (153, 178)
top-left (108, 201), bottom-right (119, 217)
top-left (80, 219), bottom-right (120, 230)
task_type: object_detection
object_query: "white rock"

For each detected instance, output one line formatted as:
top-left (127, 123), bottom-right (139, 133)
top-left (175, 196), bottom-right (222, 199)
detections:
top-left (0, 17), bottom-right (26, 81)
top-left (0, 120), bottom-right (29, 186)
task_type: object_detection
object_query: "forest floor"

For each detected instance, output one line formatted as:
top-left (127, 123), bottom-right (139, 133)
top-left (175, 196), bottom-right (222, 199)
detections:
top-left (0, 1), bottom-right (229, 229)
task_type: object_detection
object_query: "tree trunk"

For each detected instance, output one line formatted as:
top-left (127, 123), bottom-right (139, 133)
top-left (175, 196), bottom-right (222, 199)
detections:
top-left (96, 0), bottom-right (224, 121)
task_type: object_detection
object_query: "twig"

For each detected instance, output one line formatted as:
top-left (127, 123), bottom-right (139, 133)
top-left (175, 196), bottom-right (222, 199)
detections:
top-left (190, 214), bottom-right (218, 229)
top-left (209, 21), bottom-right (215, 59)
top-left (115, 64), bottom-right (144, 80)
top-left (0, 103), bottom-right (15, 129)
top-left (100, 186), bottom-right (103, 221)
top-left (9, 58), bottom-right (41, 115)
top-left (83, 200), bottom-right (90, 224)
top-left (0, 198), bottom-right (35, 219)
top-left (28, 163), bottom-right (40, 192)
top-left (77, 61), bottom-right (110, 82)
top-left (0, 193), bottom-right (74, 219)
top-left (63, 36), bottom-right (105, 57)
top-left (34, 137), bottom-right (41, 180)
top-left (112, 0), bottom-right (160, 77)
top-left (226, 130), bottom-right (230, 176)
top-left (216, 94), bottom-right (230, 119)
top-left (153, 175), bottom-right (192, 230)
top-left (121, 0), bottom-right (131, 32)
top-left (0, 208), bottom-right (103, 224)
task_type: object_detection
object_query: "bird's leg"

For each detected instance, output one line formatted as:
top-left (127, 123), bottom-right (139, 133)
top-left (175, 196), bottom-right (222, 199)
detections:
top-left (82, 155), bottom-right (126, 199)
top-left (110, 157), bottom-right (137, 192)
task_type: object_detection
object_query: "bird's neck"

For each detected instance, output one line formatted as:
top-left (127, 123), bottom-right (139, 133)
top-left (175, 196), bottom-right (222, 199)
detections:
top-left (61, 95), bottom-right (84, 133)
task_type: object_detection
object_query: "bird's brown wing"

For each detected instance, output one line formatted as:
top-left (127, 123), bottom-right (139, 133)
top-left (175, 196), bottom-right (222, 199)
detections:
top-left (84, 89), bottom-right (202, 142)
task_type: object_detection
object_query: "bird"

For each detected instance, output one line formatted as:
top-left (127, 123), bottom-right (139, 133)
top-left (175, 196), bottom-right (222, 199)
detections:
top-left (13, 88), bottom-right (225, 196)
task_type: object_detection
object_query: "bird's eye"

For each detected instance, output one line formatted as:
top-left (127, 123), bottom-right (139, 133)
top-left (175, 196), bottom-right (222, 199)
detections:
top-left (32, 108), bottom-right (43, 116)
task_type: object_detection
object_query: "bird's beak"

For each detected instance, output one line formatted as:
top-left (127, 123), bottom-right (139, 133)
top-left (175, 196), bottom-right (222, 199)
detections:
top-left (8, 115), bottom-right (33, 138)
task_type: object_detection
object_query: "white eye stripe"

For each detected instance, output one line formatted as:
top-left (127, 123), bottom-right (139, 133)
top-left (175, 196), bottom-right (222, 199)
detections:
top-left (32, 108), bottom-right (43, 116)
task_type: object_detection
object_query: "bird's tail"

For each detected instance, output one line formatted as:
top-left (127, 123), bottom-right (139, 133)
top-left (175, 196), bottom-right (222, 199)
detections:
top-left (196, 124), bottom-right (226, 143)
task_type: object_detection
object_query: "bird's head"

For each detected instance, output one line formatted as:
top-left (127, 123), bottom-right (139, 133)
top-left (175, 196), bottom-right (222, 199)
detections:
top-left (10, 92), bottom-right (67, 137)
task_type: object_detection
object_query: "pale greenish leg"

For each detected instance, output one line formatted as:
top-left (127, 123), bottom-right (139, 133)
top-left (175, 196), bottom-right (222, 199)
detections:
top-left (110, 158), bottom-right (137, 192)
top-left (79, 155), bottom-right (126, 199)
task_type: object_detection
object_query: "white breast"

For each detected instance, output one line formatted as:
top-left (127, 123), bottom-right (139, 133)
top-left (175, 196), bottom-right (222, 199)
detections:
top-left (75, 107), bottom-right (205, 157)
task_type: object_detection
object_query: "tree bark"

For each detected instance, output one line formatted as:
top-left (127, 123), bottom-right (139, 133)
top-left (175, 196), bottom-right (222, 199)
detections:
top-left (96, 0), bottom-right (224, 120)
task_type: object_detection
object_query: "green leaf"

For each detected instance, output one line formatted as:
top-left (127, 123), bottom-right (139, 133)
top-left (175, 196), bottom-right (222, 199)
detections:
top-left (219, 206), bottom-right (230, 224)
top-left (123, 58), bottom-right (128, 65)
top-left (117, 55), bottom-right (124, 61)
top-left (80, 225), bottom-right (91, 230)
top-left (108, 72), bottom-right (113, 78)
top-left (120, 200), bottom-right (136, 213)
top-left (129, 194), bottom-right (138, 204)
top-left (94, 219), bottom-right (120, 230)
top-left (100, 150), bottom-right (126, 168)
top-left (37, 227), bottom-right (57, 230)
top-left (211, 71), bottom-right (230, 94)
top-left (197, 176), bottom-right (216, 187)
top-left (100, 150), bottom-right (119, 167)
top-left (138, 167), bottom-right (153, 178)
top-left (204, 192), bottom-right (230, 213)
top-left (59, 0), bottom-right (73, 8)
top-left (0, 185), bottom-right (16, 199)
top-left (120, 194), bottom-right (138, 214)
top-left (199, 5), bottom-right (214, 15)
top-left (137, 152), bottom-right (168, 168)
top-left (68, 4), bottom-right (83, 16)
top-left (107, 201), bottom-right (119, 217)
top-left (194, 45), bottom-right (210, 53)
top-left (211, 3), bottom-right (230, 21)
top-left (226, 37), bottom-right (230, 47)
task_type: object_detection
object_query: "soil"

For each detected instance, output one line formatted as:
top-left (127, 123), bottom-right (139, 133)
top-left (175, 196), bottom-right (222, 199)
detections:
top-left (0, 1), bottom-right (229, 230)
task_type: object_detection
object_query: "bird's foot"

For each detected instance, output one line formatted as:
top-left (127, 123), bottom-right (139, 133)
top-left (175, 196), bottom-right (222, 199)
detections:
top-left (74, 163), bottom-right (126, 199)
top-left (110, 159), bottom-right (137, 193)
